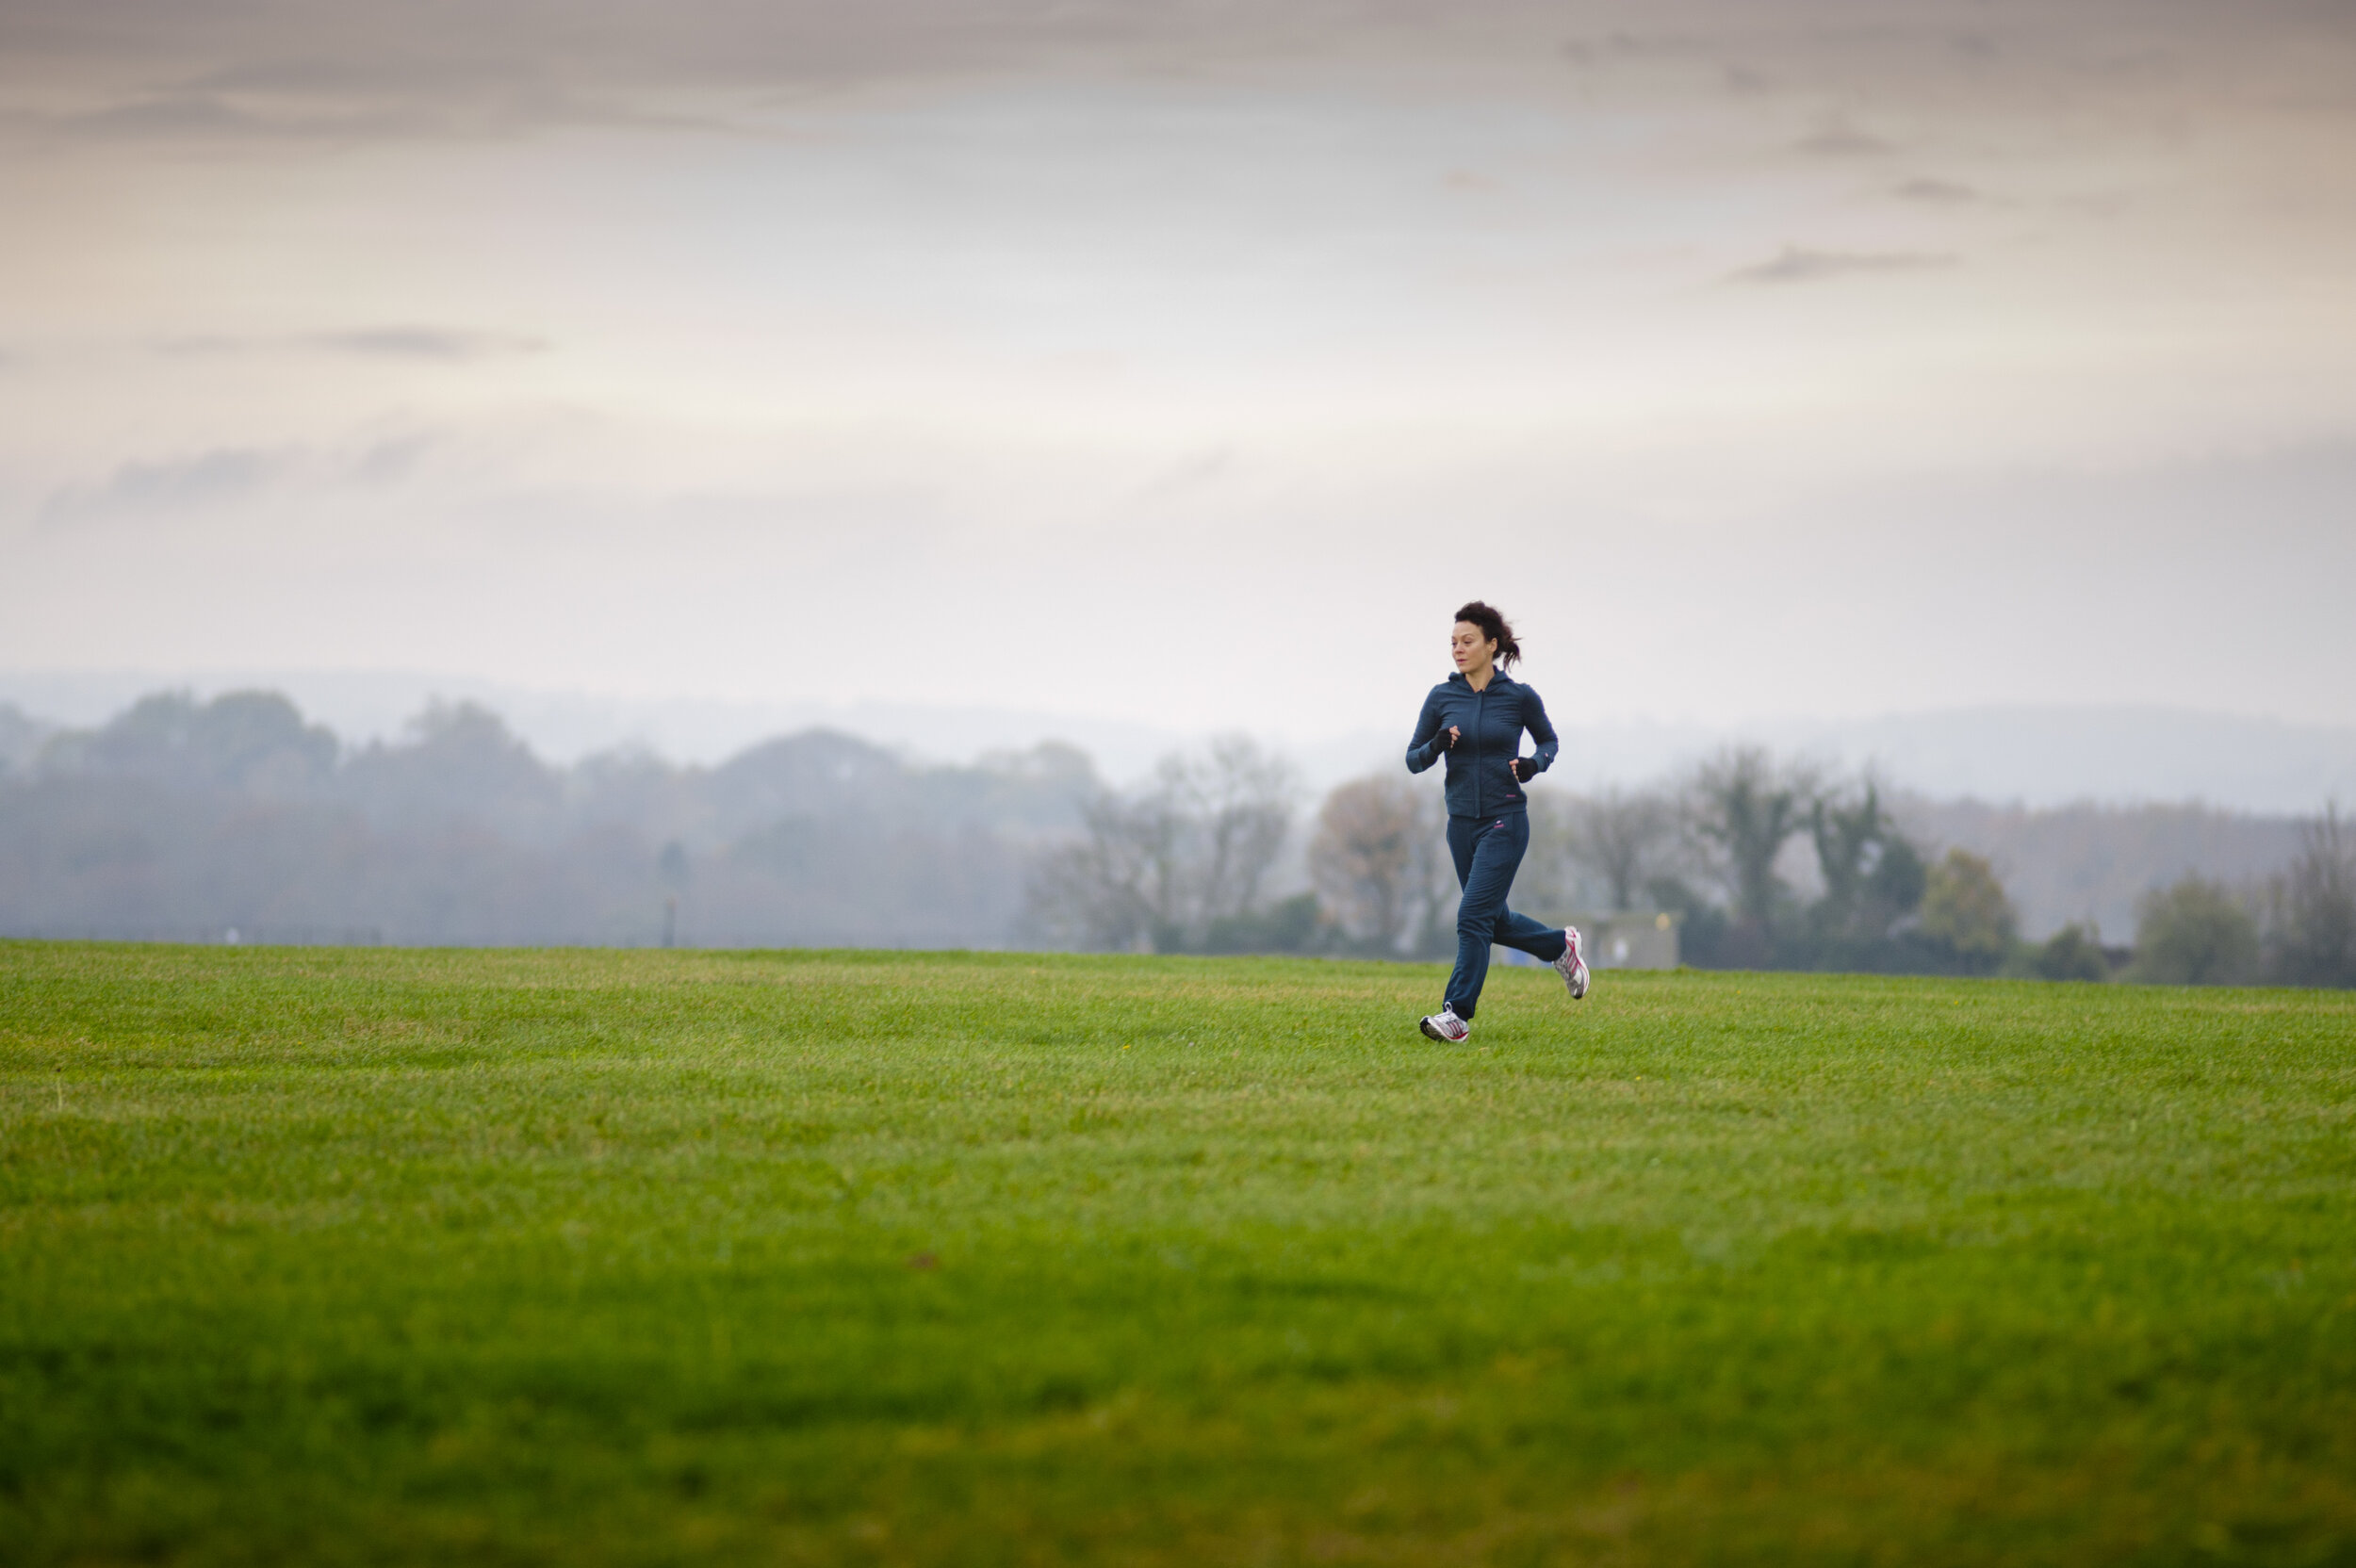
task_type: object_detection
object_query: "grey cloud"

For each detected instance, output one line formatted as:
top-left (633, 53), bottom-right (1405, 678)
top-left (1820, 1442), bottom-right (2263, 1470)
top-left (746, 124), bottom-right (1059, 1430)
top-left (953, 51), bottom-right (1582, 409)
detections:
top-left (6, 1), bottom-right (2349, 147)
top-left (5, 0), bottom-right (1179, 142)
top-left (1560, 30), bottom-right (1708, 67)
top-left (36, 432), bottom-right (444, 526)
top-left (1792, 119), bottom-right (1891, 156)
top-left (62, 91), bottom-right (254, 138)
top-left (152, 334), bottom-right (246, 357)
top-left (351, 435), bottom-right (434, 487)
top-left (39, 446), bottom-right (287, 527)
top-left (60, 79), bottom-right (691, 145)
top-left (310, 328), bottom-right (547, 360)
top-left (63, 90), bottom-right (408, 141)
top-left (1729, 246), bottom-right (1953, 285)
top-left (1890, 176), bottom-right (1978, 203)
top-left (153, 328), bottom-right (546, 361)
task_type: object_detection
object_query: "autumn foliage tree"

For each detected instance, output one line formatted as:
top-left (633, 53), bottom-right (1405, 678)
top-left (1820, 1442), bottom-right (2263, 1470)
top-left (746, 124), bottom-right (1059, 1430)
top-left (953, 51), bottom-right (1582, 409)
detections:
top-left (1307, 777), bottom-right (1451, 956)
top-left (1919, 848), bottom-right (2017, 973)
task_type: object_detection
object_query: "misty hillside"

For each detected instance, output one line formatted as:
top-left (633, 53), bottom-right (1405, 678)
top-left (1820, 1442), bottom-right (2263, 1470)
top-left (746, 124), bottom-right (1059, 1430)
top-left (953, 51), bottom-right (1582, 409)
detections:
top-left (0, 703), bottom-right (54, 777)
top-left (0, 688), bottom-right (2337, 956)
top-left (1893, 796), bottom-right (2310, 943)
top-left (0, 692), bottom-right (1095, 947)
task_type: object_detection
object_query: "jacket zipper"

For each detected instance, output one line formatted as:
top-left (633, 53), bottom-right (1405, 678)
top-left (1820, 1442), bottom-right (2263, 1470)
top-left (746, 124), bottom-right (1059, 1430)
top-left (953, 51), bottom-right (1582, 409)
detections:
top-left (1473, 684), bottom-right (1487, 816)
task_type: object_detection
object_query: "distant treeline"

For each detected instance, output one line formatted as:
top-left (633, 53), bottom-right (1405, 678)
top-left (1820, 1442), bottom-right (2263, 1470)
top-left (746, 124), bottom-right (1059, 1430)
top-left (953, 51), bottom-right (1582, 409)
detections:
top-left (1, 691), bottom-right (2348, 987)
top-left (1478, 751), bottom-right (2351, 988)
top-left (0, 691), bottom-right (1094, 947)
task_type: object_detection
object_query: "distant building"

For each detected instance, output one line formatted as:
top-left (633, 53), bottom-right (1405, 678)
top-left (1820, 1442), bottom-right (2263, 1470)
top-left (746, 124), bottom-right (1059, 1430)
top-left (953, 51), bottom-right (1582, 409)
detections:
top-left (1576, 910), bottom-right (1679, 971)
top-left (1498, 910), bottom-right (1679, 970)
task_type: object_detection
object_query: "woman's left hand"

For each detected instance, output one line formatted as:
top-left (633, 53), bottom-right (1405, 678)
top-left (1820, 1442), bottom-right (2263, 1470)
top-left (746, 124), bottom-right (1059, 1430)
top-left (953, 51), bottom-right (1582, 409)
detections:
top-left (1507, 759), bottom-right (1524, 782)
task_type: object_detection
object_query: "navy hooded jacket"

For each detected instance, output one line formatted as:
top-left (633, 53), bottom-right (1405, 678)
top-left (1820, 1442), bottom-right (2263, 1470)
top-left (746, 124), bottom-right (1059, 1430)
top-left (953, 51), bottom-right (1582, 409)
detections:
top-left (1404, 669), bottom-right (1560, 819)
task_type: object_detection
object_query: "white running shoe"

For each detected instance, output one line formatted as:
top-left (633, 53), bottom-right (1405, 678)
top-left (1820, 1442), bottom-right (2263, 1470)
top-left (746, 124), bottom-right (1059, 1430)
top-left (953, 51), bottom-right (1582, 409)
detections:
top-left (1553, 926), bottom-right (1591, 1000)
top-left (1419, 1008), bottom-right (1470, 1042)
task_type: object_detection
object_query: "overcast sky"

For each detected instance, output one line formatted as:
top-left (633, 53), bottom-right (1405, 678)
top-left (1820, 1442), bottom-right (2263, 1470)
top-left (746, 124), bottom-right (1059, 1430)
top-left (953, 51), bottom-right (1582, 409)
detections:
top-left (4, 0), bottom-right (2353, 747)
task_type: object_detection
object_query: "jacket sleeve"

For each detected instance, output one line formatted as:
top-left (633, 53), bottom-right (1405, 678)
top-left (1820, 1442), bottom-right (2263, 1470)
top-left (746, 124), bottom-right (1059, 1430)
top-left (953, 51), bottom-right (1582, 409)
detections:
top-left (1520, 686), bottom-right (1560, 776)
top-left (1405, 691), bottom-right (1446, 774)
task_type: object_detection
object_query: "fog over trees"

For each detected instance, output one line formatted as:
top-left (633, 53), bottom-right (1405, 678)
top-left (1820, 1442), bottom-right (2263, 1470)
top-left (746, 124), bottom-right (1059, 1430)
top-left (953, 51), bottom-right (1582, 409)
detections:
top-left (0, 691), bottom-right (1093, 947)
top-left (1, 690), bottom-right (2348, 987)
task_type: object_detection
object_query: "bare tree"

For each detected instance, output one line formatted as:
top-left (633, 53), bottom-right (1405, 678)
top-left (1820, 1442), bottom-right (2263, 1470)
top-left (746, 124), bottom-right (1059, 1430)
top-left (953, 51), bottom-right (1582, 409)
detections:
top-left (1309, 775), bottom-right (1454, 954)
top-left (1569, 785), bottom-right (1678, 911)
top-left (1023, 791), bottom-right (1180, 951)
top-left (2268, 803), bottom-right (2356, 988)
top-left (1178, 735), bottom-right (1294, 922)
top-left (1403, 793), bottom-right (1458, 956)
top-left (1688, 747), bottom-right (1818, 933)
top-left (1514, 795), bottom-right (1581, 919)
top-left (1023, 735), bottom-right (1296, 951)
top-left (1309, 777), bottom-right (1416, 948)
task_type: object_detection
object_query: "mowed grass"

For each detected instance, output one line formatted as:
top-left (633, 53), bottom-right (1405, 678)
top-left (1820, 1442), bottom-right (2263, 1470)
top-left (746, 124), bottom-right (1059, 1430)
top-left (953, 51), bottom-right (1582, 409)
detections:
top-left (2, 944), bottom-right (2354, 1566)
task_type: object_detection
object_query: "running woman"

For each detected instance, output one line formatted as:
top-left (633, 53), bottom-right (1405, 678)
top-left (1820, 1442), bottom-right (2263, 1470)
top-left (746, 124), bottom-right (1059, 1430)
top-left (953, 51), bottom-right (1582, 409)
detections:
top-left (1404, 601), bottom-right (1588, 1041)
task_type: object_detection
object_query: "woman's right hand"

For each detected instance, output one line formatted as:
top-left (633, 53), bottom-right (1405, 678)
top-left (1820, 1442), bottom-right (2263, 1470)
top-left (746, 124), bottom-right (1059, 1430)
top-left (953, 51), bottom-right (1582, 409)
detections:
top-left (1442, 726), bottom-right (1461, 750)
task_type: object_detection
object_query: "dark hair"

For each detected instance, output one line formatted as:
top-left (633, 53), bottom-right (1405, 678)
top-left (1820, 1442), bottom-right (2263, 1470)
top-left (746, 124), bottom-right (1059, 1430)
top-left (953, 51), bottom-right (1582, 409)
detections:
top-left (1452, 600), bottom-right (1522, 668)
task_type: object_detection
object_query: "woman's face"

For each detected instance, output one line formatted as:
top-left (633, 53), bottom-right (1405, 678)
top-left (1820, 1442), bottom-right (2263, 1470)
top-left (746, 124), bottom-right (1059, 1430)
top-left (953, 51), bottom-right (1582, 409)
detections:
top-left (1451, 621), bottom-right (1497, 676)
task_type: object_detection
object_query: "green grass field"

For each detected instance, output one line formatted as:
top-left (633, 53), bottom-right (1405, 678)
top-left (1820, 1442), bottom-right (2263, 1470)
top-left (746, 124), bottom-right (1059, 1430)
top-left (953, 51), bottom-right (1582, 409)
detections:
top-left (3, 942), bottom-right (2353, 1566)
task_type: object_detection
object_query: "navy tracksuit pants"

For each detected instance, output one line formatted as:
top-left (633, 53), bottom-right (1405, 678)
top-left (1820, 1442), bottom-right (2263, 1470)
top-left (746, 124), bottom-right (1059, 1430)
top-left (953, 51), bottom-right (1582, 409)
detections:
top-left (1444, 811), bottom-right (1567, 1020)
